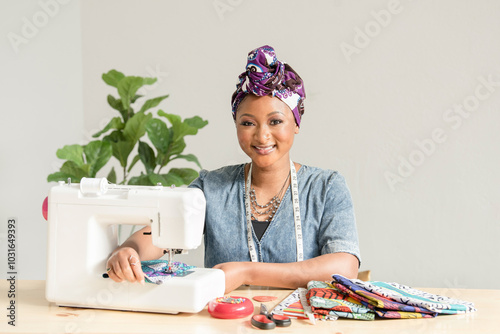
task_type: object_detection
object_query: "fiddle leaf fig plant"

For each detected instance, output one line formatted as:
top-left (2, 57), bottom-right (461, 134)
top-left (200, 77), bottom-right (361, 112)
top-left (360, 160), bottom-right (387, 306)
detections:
top-left (48, 70), bottom-right (208, 186)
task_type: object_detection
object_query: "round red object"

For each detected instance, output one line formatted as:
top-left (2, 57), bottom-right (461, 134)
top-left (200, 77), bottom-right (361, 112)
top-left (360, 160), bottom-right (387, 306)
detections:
top-left (208, 296), bottom-right (254, 319)
top-left (42, 196), bottom-right (48, 221)
top-left (253, 295), bottom-right (277, 302)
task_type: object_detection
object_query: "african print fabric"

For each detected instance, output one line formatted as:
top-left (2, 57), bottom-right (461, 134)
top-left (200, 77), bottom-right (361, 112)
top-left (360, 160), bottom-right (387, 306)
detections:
top-left (231, 45), bottom-right (306, 126)
top-left (141, 260), bottom-right (195, 285)
top-left (333, 275), bottom-right (476, 314)
top-left (304, 276), bottom-right (476, 321)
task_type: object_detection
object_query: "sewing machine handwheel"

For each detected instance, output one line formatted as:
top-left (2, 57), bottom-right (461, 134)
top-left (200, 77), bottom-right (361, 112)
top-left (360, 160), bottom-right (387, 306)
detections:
top-left (42, 196), bottom-right (48, 221)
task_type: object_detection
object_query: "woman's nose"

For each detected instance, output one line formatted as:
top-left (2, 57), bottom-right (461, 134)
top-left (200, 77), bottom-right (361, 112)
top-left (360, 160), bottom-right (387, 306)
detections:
top-left (255, 125), bottom-right (271, 142)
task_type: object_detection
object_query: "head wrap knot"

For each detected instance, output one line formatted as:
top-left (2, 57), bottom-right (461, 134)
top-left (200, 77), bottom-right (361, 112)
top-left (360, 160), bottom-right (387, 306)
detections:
top-left (231, 45), bottom-right (306, 126)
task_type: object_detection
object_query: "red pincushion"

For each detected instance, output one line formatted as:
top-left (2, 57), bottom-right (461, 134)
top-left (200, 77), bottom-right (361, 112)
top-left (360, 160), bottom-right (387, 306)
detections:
top-left (208, 296), bottom-right (254, 319)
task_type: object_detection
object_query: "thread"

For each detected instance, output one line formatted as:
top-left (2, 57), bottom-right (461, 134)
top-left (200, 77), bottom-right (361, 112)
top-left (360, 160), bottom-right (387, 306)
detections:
top-left (80, 177), bottom-right (108, 195)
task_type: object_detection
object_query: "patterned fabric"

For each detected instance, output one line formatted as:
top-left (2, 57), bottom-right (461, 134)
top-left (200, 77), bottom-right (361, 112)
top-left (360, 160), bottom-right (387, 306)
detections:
top-left (272, 288), bottom-right (337, 320)
top-left (331, 281), bottom-right (437, 319)
top-left (231, 45), bottom-right (306, 126)
top-left (307, 281), bottom-right (375, 320)
top-left (141, 260), bottom-right (195, 285)
top-left (333, 275), bottom-right (477, 314)
top-left (305, 277), bottom-right (476, 321)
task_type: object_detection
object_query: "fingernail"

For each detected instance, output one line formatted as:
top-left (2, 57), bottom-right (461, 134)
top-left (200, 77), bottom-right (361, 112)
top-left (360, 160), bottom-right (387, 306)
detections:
top-left (140, 279), bottom-right (145, 286)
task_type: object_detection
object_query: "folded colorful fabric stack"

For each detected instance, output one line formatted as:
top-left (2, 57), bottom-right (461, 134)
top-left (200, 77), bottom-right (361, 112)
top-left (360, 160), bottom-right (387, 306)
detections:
top-left (272, 288), bottom-right (337, 320)
top-left (306, 275), bottom-right (476, 320)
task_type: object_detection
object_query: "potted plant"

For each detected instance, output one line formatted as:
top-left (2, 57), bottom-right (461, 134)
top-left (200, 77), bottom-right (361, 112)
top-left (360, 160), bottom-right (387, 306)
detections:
top-left (47, 70), bottom-right (208, 186)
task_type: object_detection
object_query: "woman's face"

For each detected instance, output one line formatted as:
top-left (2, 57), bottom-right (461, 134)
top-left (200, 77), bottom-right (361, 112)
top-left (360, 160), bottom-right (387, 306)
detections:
top-left (235, 95), bottom-right (299, 169)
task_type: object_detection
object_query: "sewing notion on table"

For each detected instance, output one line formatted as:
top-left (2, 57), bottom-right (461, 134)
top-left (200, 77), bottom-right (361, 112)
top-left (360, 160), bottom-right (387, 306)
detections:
top-left (45, 177), bottom-right (225, 314)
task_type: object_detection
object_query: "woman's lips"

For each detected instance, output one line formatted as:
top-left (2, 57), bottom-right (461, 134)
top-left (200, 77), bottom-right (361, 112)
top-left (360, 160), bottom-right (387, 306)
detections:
top-left (253, 145), bottom-right (276, 155)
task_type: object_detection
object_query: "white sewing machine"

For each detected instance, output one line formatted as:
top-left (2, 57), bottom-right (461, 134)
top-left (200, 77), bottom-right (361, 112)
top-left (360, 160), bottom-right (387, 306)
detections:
top-left (45, 177), bottom-right (225, 314)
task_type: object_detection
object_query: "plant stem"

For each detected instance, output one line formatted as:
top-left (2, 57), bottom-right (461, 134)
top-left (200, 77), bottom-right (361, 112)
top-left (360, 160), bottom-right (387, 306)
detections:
top-left (122, 166), bottom-right (127, 184)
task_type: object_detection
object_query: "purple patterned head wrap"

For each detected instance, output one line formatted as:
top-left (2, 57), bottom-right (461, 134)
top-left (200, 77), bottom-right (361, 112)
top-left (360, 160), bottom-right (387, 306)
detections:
top-left (231, 45), bottom-right (306, 126)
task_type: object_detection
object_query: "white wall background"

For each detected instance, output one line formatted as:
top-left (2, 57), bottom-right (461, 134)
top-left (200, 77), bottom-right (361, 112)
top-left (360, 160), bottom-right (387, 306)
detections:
top-left (0, 0), bottom-right (82, 281)
top-left (1, 0), bottom-right (499, 290)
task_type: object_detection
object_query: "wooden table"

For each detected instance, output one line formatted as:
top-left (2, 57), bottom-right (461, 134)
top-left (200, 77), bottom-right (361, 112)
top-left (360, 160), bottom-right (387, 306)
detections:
top-left (1, 280), bottom-right (498, 333)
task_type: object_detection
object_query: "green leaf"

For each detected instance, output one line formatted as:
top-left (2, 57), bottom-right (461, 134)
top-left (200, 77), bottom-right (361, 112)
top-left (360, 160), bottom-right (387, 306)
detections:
top-left (169, 168), bottom-right (199, 185)
top-left (156, 151), bottom-right (169, 167)
top-left (117, 77), bottom-right (145, 110)
top-left (138, 141), bottom-right (156, 174)
top-left (110, 140), bottom-right (135, 167)
top-left (107, 167), bottom-right (117, 184)
top-left (123, 112), bottom-right (152, 144)
top-left (117, 76), bottom-right (157, 110)
top-left (92, 117), bottom-right (124, 138)
top-left (107, 95), bottom-right (127, 119)
top-left (127, 154), bottom-right (141, 173)
top-left (159, 111), bottom-right (202, 142)
top-left (148, 173), bottom-right (184, 187)
top-left (103, 129), bottom-right (124, 143)
top-left (143, 77), bottom-right (157, 85)
top-left (139, 94), bottom-right (169, 113)
top-left (128, 173), bottom-right (151, 186)
top-left (168, 138), bottom-right (186, 157)
top-left (59, 161), bottom-right (90, 182)
top-left (184, 116), bottom-right (209, 132)
top-left (84, 140), bottom-right (113, 177)
top-left (102, 70), bottom-right (125, 88)
top-left (145, 118), bottom-right (170, 154)
top-left (56, 145), bottom-right (84, 167)
top-left (158, 110), bottom-right (181, 127)
top-left (171, 154), bottom-right (202, 169)
top-left (131, 94), bottom-right (143, 103)
top-left (47, 171), bottom-right (74, 183)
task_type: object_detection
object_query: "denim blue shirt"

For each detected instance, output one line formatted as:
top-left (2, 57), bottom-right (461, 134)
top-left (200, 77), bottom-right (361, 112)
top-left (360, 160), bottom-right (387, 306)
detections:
top-left (189, 164), bottom-right (360, 268)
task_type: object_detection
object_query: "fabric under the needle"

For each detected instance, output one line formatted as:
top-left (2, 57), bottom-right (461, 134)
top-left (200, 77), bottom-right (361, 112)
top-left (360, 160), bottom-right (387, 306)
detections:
top-left (141, 260), bottom-right (195, 285)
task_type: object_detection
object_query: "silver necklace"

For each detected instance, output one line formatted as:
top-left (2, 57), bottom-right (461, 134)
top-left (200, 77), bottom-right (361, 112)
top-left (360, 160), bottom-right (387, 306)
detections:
top-left (245, 159), bottom-right (304, 262)
top-left (250, 172), bottom-right (290, 222)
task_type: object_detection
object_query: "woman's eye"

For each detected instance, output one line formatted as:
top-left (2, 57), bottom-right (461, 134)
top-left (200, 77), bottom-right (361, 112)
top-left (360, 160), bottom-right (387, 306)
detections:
top-left (270, 119), bottom-right (283, 125)
top-left (240, 121), bottom-right (254, 126)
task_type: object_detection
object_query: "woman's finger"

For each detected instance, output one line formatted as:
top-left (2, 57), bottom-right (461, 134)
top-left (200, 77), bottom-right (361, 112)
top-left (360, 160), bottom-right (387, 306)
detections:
top-left (129, 256), bottom-right (146, 284)
top-left (116, 254), bottom-right (137, 282)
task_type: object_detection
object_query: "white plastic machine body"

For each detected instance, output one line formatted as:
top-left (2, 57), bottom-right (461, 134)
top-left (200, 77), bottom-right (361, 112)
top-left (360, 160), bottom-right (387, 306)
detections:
top-left (46, 178), bottom-right (225, 314)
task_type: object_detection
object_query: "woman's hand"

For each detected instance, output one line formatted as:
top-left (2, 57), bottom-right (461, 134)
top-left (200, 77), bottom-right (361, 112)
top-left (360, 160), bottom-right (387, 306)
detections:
top-left (213, 262), bottom-right (251, 293)
top-left (106, 247), bottom-right (145, 284)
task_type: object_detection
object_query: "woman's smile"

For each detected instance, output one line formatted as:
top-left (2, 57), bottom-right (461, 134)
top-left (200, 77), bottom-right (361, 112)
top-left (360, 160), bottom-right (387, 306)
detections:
top-left (253, 144), bottom-right (276, 155)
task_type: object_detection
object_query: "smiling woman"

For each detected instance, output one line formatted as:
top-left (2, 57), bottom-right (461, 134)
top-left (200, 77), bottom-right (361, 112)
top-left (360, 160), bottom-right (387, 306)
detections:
top-left (106, 45), bottom-right (361, 293)
top-left (236, 95), bottom-right (299, 171)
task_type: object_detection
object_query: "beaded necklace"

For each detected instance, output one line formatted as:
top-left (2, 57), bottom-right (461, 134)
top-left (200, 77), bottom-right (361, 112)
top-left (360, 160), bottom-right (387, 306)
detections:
top-left (245, 159), bottom-right (304, 262)
top-left (249, 172), bottom-right (290, 222)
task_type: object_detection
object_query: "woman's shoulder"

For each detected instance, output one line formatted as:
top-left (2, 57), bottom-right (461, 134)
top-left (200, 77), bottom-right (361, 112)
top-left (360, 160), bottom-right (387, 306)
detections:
top-left (298, 164), bottom-right (344, 183)
top-left (298, 164), bottom-right (352, 203)
top-left (198, 164), bottom-right (245, 179)
top-left (193, 164), bottom-right (245, 187)
top-left (189, 164), bottom-right (245, 192)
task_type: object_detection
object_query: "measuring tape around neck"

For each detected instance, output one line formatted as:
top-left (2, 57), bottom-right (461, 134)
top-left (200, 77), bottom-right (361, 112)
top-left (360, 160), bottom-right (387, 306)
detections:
top-left (245, 159), bottom-right (303, 262)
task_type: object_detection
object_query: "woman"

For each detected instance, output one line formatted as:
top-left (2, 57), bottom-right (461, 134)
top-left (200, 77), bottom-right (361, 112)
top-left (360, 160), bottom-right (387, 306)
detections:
top-left (106, 45), bottom-right (361, 293)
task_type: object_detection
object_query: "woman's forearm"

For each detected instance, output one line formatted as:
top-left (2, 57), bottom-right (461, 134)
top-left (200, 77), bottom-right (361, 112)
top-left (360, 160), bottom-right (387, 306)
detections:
top-left (215, 252), bottom-right (359, 293)
top-left (116, 226), bottom-right (165, 260)
top-left (247, 253), bottom-right (358, 288)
